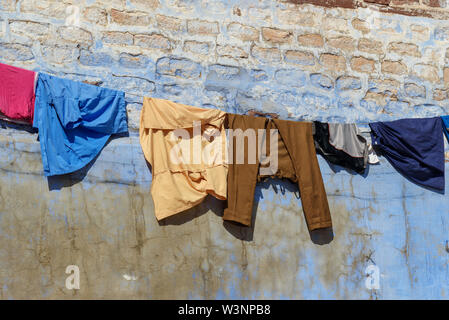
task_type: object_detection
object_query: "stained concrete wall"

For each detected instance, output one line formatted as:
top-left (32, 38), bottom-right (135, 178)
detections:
top-left (1, 0), bottom-right (449, 299)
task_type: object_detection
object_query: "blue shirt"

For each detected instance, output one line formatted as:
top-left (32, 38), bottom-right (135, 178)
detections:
top-left (370, 117), bottom-right (444, 192)
top-left (33, 73), bottom-right (128, 176)
top-left (442, 116), bottom-right (449, 142)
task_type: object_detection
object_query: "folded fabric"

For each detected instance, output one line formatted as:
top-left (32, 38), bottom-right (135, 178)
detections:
top-left (0, 62), bottom-right (37, 124)
top-left (442, 116), bottom-right (449, 142)
top-left (369, 117), bottom-right (444, 192)
top-left (33, 73), bottom-right (128, 176)
top-left (314, 122), bottom-right (369, 173)
top-left (224, 114), bottom-right (332, 231)
top-left (139, 97), bottom-right (227, 220)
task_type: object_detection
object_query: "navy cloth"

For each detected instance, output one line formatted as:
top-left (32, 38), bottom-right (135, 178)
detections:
top-left (33, 73), bottom-right (128, 176)
top-left (369, 117), bottom-right (444, 192)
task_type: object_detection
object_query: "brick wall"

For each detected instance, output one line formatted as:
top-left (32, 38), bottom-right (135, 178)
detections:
top-left (1, 0), bottom-right (449, 129)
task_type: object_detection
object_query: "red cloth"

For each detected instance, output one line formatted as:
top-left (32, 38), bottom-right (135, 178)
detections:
top-left (0, 63), bottom-right (36, 124)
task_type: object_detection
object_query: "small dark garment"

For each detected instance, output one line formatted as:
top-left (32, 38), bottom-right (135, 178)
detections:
top-left (314, 122), bottom-right (368, 174)
top-left (369, 117), bottom-right (445, 192)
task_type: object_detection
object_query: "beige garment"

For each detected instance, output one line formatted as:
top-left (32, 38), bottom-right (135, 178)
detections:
top-left (140, 97), bottom-right (228, 220)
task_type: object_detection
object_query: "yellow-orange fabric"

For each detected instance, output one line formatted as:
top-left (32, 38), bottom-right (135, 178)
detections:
top-left (140, 97), bottom-right (227, 220)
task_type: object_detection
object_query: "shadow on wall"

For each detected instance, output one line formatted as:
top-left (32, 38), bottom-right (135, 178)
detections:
top-left (0, 120), bottom-right (131, 190)
top-left (0, 119), bottom-right (37, 133)
top-left (158, 195), bottom-right (226, 226)
top-left (159, 176), bottom-right (335, 245)
top-left (223, 178), bottom-right (335, 244)
top-left (47, 160), bottom-right (99, 190)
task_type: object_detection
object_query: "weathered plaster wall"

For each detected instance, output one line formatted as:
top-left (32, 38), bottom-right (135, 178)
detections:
top-left (1, 0), bottom-right (449, 299)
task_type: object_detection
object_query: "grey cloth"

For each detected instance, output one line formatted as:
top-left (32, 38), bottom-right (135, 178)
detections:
top-left (328, 124), bottom-right (368, 160)
top-left (313, 122), bottom-right (371, 173)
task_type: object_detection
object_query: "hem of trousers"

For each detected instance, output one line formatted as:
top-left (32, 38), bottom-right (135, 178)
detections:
top-left (308, 220), bottom-right (332, 231)
top-left (222, 210), bottom-right (251, 227)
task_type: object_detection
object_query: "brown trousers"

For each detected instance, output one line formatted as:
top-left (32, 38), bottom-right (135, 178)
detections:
top-left (223, 114), bottom-right (332, 231)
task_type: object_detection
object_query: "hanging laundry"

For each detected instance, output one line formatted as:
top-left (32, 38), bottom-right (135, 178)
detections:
top-left (442, 116), bottom-right (449, 142)
top-left (313, 122), bottom-right (370, 174)
top-left (367, 144), bottom-right (380, 165)
top-left (0, 62), bottom-right (37, 124)
top-left (33, 73), bottom-right (128, 176)
top-left (369, 117), bottom-right (445, 192)
top-left (139, 97), bottom-right (228, 220)
top-left (224, 114), bottom-right (332, 231)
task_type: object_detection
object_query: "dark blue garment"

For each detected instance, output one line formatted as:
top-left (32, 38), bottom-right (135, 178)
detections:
top-left (442, 116), bottom-right (449, 142)
top-left (33, 73), bottom-right (128, 176)
top-left (369, 117), bottom-right (445, 192)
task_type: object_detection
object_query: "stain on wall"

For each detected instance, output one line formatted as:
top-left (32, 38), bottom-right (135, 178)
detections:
top-left (282, 0), bottom-right (449, 18)
top-left (0, 0), bottom-right (449, 299)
